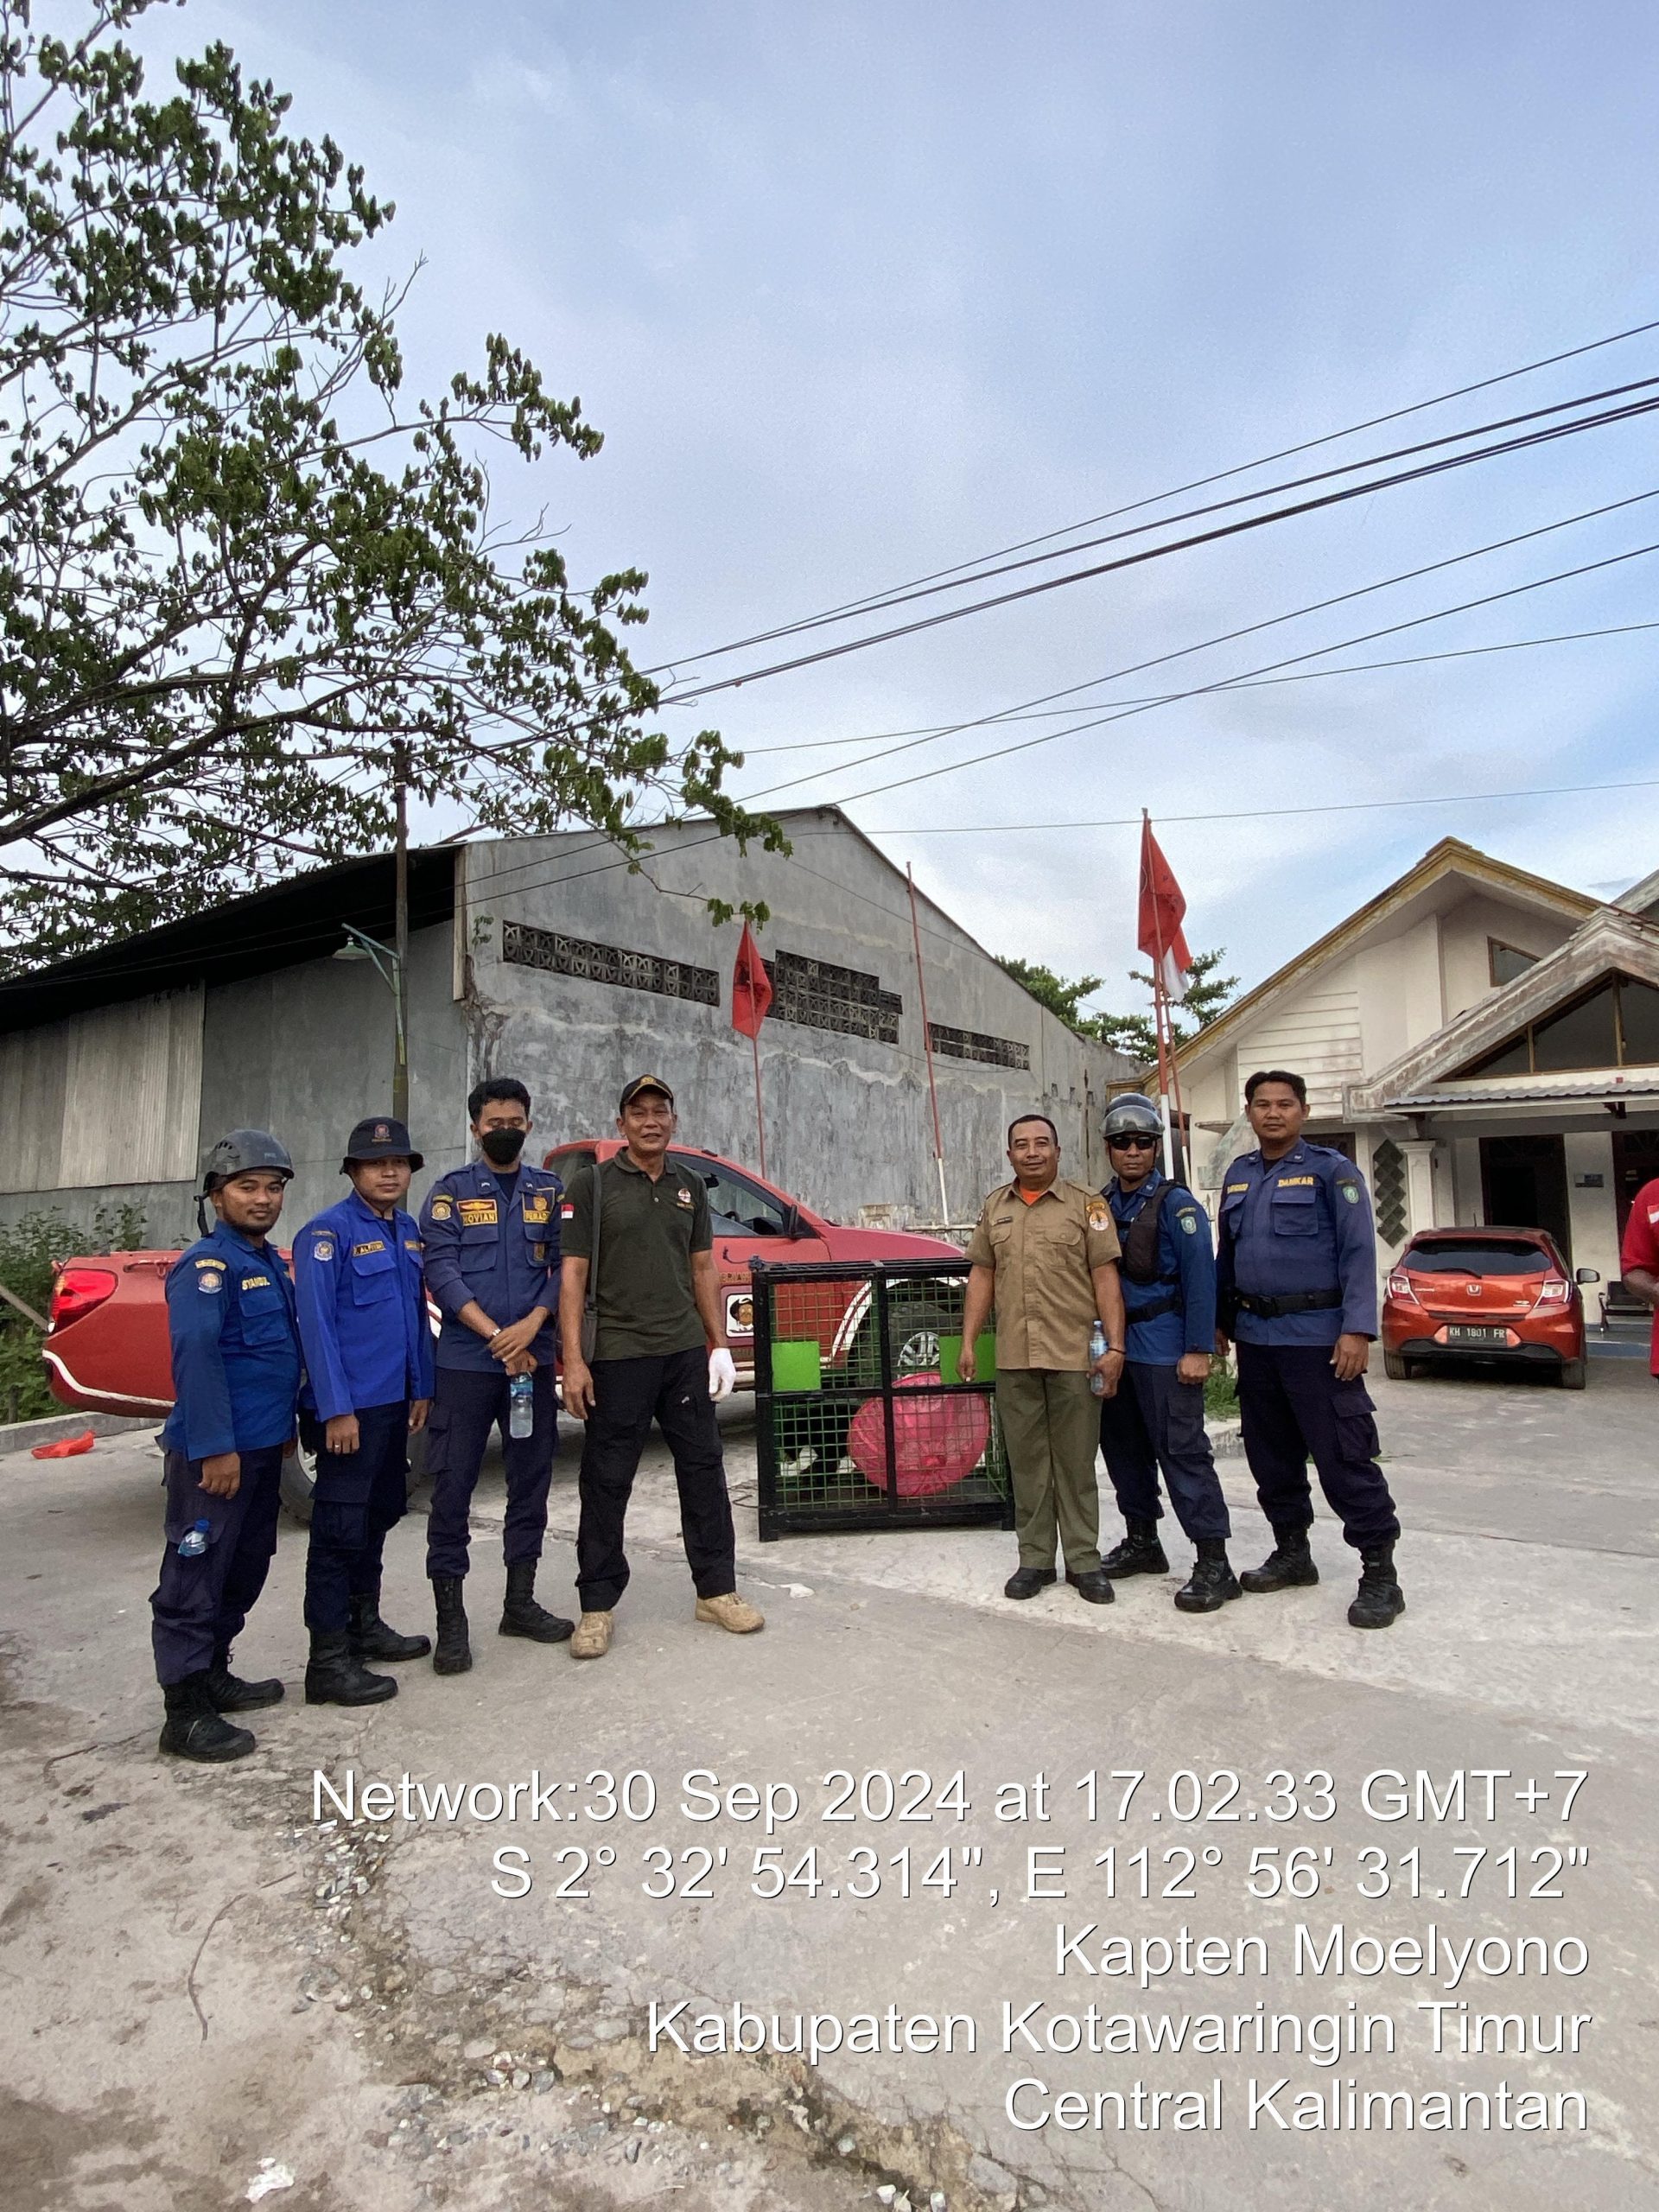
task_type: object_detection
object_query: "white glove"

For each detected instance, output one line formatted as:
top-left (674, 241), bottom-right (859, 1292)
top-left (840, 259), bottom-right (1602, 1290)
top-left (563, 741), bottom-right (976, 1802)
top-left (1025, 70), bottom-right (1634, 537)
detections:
top-left (708, 1347), bottom-right (737, 1400)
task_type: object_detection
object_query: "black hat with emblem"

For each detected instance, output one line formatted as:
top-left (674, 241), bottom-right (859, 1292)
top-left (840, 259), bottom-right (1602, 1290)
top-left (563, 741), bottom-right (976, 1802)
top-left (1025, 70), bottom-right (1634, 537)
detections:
top-left (341, 1116), bottom-right (424, 1172)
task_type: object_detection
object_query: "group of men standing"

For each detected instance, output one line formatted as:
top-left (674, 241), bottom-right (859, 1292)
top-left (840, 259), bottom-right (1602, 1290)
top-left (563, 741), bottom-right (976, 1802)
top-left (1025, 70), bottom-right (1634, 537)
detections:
top-left (150, 1074), bottom-right (761, 1765)
top-left (960, 1068), bottom-right (1405, 1634)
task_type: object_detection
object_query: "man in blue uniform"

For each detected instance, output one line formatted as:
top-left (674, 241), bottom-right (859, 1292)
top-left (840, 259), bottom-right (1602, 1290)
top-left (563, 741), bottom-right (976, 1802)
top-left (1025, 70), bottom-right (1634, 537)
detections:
top-left (1214, 1069), bottom-right (1404, 1630)
top-left (292, 1116), bottom-right (435, 1706)
top-left (1096, 1094), bottom-right (1239, 1613)
top-left (149, 1130), bottom-right (302, 1763)
top-left (419, 1077), bottom-right (574, 1673)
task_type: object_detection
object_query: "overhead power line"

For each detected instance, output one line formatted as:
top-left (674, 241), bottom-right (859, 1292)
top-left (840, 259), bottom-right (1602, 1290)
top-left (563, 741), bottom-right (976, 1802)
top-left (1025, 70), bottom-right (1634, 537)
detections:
top-left (652, 370), bottom-right (1659, 678)
top-left (735, 485), bottom-right (1659, 808)
top-left (661, 389), bottom-right (1659, 703)
top-left (639, 311), bottom-right (1659, 676)
top-left (853, 774), bottom-right (1659, 836)
top-left (734, 618), bottom-right (1659, 753)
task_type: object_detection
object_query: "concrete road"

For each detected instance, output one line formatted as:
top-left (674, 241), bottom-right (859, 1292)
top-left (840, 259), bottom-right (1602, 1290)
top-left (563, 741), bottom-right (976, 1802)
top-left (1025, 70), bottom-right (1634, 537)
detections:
top-left (3, 1355), bottom-right (1656, 2212)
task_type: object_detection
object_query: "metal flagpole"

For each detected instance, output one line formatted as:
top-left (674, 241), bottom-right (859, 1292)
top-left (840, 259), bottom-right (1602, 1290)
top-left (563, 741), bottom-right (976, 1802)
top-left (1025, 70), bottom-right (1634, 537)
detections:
top-left (751, 1027), bottom-right (768, 1182)
top-left (907, 864), bottom-right (950, 1226)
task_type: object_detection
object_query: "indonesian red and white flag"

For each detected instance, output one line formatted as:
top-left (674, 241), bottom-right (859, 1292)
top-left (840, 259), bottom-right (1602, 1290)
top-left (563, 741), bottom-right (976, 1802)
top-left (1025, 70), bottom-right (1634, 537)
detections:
top-left (730, 920), bottom-right (773, 1039)
top-left (1137, 817), bottom-right (1192, 1001)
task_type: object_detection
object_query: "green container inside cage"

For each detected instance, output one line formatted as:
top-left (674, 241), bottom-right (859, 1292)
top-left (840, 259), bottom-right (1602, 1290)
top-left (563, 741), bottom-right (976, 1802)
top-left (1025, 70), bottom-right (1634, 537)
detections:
top-left (772, 1338), bottom-right (823, 1392)
top-left (938, 1332), bottom-right (997, 1381)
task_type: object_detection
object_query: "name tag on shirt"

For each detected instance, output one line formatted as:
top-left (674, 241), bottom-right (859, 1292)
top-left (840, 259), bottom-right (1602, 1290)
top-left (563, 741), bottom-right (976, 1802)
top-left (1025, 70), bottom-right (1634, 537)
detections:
top-left (1225, 1183), bottom-right (1249, 1195)
top-left (240, 1274), bottom-right (272, 1290)
top-left (1275, 1176), bottom-right (1316, 1188)
top-left (352, 1240), bottom-right (385, 1255)
top-left (459, 1198), bottom-right (499, 1226)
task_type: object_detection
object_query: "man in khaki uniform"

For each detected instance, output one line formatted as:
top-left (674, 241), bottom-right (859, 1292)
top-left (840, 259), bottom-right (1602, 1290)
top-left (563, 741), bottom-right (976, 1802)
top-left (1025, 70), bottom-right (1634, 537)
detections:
top-left (958, 1114), bottom-right (1128, 1604)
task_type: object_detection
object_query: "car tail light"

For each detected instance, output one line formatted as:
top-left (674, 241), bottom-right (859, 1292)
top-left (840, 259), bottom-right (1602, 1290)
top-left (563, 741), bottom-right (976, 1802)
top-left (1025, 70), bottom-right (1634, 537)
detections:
top-left (1385, 1271), bottom-right (1419, 1301)
top-left (1535, 1278), bottom-right (1572, 1306)
top-left (48, 1267), bottom-right (118, 1330)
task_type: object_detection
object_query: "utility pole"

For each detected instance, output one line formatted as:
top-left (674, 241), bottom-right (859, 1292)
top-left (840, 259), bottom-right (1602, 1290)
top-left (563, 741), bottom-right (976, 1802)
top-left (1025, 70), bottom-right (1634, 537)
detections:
top-left (392, 742), bottom-right (410, 1123)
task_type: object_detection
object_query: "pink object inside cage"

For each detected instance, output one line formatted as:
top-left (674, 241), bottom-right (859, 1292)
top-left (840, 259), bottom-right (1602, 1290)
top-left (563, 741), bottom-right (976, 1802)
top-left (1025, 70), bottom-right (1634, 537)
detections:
top-left (848, 1372), bottom-right (991, 1496)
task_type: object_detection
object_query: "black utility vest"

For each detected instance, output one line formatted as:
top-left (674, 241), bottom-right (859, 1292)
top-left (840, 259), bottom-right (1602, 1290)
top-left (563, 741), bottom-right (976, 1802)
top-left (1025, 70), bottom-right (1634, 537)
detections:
top-left (1115, 1181), bottom-right (1179, 1286)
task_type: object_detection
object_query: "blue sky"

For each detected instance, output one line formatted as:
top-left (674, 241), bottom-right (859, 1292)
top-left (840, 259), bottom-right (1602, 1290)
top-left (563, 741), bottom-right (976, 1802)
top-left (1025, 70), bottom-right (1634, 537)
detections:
top-left (131, 1), bottom-right (1659, 1012)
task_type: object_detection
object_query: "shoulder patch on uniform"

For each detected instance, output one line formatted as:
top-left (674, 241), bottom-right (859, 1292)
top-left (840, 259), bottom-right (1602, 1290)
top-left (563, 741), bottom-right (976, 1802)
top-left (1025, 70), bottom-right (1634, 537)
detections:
top-left (198, 1269), bottom-right (223, 1294)
top-left (1179, 1211), bottom-right (1198, 1234)
top-left (1086, 1199), bottom-right (1110, 1232)
top-left (312, 1238), bottom-right (334, 1262)
top-left (1649, 1205), bottom-right (1659, 1224)
top-left (429, 1197), bottom-right (453, 1221)
top-left (561, 1202), bottom-right (575, 1221)
top-left (1338, 1181), bottom-right (1362, 1205)
top-left (194, 1255), bottom-right (222, 1268)
top-left (458, 1197), bottom-right (499, 1226)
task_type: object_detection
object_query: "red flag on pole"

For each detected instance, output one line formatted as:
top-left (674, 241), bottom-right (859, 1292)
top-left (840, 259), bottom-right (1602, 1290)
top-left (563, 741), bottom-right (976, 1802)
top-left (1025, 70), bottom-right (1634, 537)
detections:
top-left (731, 922), bottom-right (772, 1039)
top-left (731, 922), bottom-right (772, 1179)
top-left (1137, 817), bottom-right (1192, 1001)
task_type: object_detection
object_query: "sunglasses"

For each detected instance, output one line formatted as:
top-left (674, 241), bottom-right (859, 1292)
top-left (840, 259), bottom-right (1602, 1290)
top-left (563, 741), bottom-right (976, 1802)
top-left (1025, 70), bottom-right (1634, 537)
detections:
top-left (1109, 1134), bottom-right (1160, 1151)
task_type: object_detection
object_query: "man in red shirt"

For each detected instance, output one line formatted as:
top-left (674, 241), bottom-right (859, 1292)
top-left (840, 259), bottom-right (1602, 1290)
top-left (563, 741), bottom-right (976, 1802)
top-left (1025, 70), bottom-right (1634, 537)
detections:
top-left (1620, 1179), bottom-right (1659, 1374)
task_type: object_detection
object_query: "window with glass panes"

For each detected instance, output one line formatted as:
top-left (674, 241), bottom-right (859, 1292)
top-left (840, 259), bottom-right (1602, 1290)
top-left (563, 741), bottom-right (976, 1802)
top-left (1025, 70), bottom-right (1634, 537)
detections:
top-left (1462, 973), bottom-right (1659, 1077)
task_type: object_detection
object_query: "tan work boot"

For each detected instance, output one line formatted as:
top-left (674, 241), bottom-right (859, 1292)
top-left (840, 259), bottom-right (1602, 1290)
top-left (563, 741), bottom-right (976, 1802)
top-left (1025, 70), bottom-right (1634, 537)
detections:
top-left (569, 1610), bottom-right (613, 1660)
top-left (695, 1592), bottom-right (766, 1635)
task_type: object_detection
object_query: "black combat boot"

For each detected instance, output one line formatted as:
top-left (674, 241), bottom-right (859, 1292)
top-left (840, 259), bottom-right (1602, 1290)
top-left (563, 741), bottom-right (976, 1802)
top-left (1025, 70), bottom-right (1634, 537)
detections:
top-left (348, 1589), bottom-right (431, 1662)
top-left (1173, 1538), bottom-right (1243, 1614)
top-left (159, 1672), bottom-right (257, 1763)
top-left (204, 1645), bottom-right (285, 1711)
top-left (431, 1576), bottom-right (473, 1675)
top-left (1100, 1516), bottom-right (1169, 1578)
top-left (304, 1630), bottom-right (397, 1707)
top-left (1239, 1529), bottom-right (1319, 1593)
top-left (1347, 1543), bottom-right (1405, 1630)
top-left (1065, 1567), bottom-right (1116, 1605)
top-left (499, 1560), bottom-right (575, 1643)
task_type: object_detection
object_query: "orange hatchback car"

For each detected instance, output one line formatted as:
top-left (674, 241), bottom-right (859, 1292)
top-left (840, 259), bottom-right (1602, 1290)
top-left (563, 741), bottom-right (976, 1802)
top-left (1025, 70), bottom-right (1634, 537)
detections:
top-left (1381, 1228), bottom-right (1598, 1389)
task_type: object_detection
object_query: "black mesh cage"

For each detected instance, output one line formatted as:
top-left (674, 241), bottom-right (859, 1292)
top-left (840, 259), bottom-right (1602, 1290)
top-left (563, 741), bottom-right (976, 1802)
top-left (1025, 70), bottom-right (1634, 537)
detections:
top-left (753, 1258), bottom-right (1014, 1541)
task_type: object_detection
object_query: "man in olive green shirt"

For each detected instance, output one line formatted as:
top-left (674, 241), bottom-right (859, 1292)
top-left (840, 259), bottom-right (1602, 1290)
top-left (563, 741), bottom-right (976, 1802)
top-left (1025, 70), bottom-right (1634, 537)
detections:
top-left (557, 1075), bottom-right (764, 1658)
top-left (959, 1114), bottom-right (1127, 1603)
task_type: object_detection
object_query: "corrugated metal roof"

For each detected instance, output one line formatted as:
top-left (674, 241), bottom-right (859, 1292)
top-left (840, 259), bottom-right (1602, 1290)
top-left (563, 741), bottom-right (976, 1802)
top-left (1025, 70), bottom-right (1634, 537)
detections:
top-left (1384, 1077), bottom-right (1659, 1108)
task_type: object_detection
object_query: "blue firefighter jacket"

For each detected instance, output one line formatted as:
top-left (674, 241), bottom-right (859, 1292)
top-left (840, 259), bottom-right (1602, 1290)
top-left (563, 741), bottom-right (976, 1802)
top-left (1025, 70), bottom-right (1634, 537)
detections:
top-left (159, 1222), bottom-right (302, 1461)
top-left (1215, 1140), bottom-right (1378, 1345)
top-left (418, 1157), bottom-right (563, 1372)
top-left (1104, 1168), bottom-right (1217, 1364)
top-left (292, 1189), bottom-right (435, 1420)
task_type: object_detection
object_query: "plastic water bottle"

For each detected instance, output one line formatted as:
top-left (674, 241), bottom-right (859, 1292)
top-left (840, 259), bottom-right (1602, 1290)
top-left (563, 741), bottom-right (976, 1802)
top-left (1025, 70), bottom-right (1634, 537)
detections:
top-left (509, 1372), bottom-right (535, 1439)
top-left (178, 1517), bottom-right (212, 1558)
top-left (1089, 1320), bottom-right (1109, 1396)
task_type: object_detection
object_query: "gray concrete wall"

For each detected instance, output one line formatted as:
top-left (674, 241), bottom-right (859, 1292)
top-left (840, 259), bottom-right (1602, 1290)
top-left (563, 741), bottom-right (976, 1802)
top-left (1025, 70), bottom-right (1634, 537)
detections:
top-left (461, 813), bottom-right (1137, 1223)
top-left (0, 1177), bottom-right (194, 1249)
top-left (197, 920), bottom-right (467, 1232)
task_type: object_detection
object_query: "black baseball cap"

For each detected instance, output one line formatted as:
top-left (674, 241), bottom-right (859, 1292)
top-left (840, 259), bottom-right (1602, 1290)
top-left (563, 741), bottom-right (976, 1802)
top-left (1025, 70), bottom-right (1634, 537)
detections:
top-left (342, 1116), bottom-right (424, 1171)
top-left (619, 1073), bottom-right (675, 1112)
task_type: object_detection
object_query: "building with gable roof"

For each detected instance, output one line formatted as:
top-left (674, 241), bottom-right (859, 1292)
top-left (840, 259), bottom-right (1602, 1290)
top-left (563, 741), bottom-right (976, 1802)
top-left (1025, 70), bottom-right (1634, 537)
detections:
top-left (1176, 838), bottom-right (1659, 1299)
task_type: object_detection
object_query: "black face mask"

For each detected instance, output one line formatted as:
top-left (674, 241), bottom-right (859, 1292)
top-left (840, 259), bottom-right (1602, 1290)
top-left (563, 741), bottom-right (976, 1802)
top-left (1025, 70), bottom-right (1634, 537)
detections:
top-left (480, 1127), bottom-right (526, 1166)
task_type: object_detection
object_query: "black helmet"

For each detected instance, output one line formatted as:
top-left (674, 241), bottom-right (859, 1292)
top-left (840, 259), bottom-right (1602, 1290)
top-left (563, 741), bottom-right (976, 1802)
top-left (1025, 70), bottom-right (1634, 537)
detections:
top-left (200, 1128), bottom-right (295, 1193)
top-left (1102, 1092), bottom-right (1164, 1143)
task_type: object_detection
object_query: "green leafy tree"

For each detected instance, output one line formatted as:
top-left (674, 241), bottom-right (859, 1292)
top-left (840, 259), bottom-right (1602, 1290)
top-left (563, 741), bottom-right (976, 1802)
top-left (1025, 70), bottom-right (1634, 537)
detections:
top-left (1000, 947), bottom-right (1239, 1059)
top-left (0, 1), bottom-right (778, 970)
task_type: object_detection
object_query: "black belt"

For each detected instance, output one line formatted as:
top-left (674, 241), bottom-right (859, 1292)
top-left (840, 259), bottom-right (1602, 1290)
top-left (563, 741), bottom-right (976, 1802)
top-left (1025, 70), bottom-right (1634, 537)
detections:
top-left (1235, 1287), bottom-right (1342, 1319)
top-left (1125, 1289), bottom-right (1182, 1322)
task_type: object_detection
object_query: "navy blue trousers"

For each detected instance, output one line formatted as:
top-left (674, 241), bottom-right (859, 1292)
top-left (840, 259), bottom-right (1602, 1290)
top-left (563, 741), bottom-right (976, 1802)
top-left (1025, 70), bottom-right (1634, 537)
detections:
top-left (576, 1345), bottom-right (734, 1611)
top-left (303, 1400), bottom-right (411, 1630)
top-left (1098, 1361), bottom-right (1231, 1542)
top-left (1236, 1341), bottom-right (1400, 1549)
top-left (150, 1443), bottom-right (284, 1686)
top-left (424, 1364), bottom-right (556, 1580)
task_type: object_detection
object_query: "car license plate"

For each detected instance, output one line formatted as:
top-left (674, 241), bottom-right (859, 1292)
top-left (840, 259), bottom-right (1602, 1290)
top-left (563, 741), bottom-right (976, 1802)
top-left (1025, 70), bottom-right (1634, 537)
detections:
top-left (1445, 1325), bottom-right (1508, 1344)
